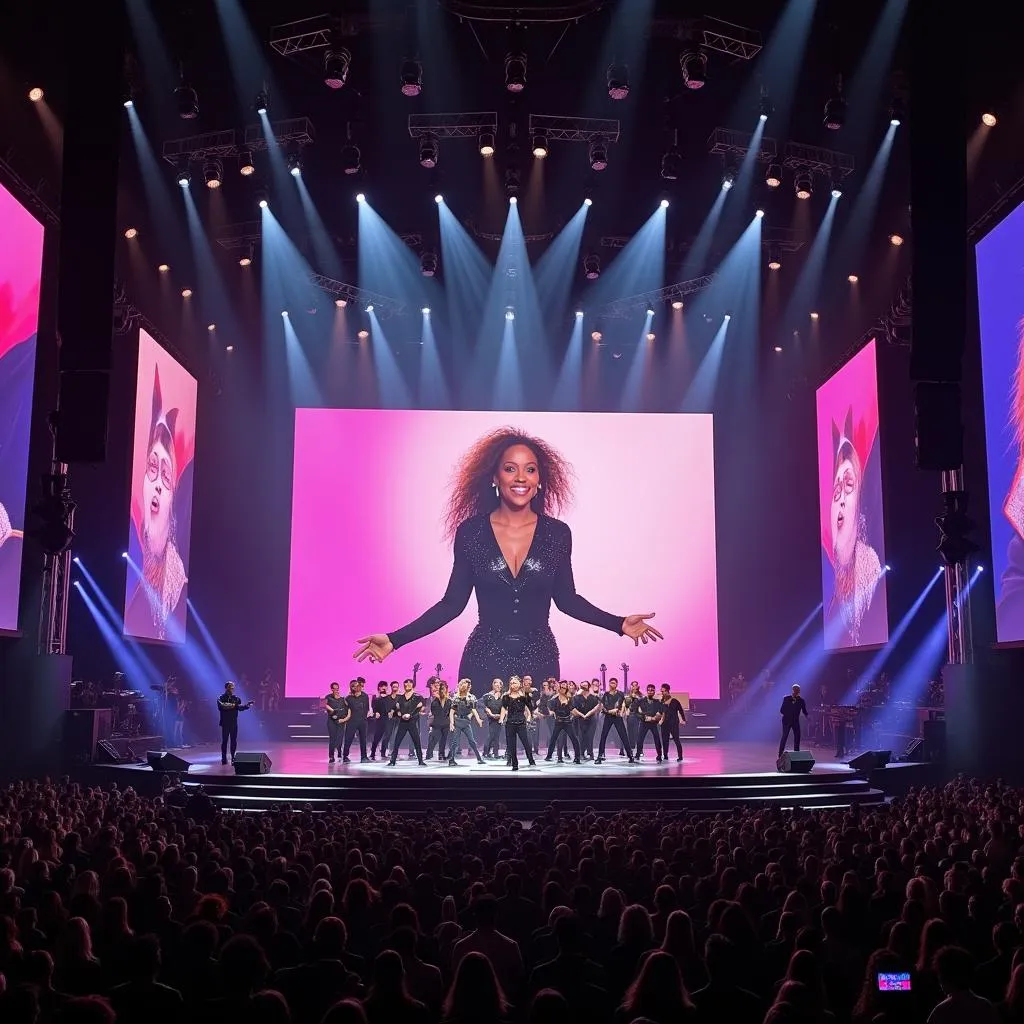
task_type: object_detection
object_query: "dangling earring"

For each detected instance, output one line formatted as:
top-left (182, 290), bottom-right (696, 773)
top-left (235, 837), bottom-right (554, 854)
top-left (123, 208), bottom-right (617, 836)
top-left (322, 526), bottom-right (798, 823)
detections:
top-left (493, 483), bottom-right (499, 498)
top-left (537, 483), bottom-right (542, 490)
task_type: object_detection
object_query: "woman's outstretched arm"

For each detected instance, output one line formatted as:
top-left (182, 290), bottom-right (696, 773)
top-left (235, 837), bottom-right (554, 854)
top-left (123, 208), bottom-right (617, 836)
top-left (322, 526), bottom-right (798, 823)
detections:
top-left (550, 524), bottom-right (625, 634)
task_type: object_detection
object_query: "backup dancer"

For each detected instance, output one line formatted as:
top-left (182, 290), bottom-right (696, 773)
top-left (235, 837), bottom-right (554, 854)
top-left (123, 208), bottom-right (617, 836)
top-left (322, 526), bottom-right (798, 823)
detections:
top-left (447, 679), bottom-right (485, 765)
top-left (500, 675), bottom-right (536, 771)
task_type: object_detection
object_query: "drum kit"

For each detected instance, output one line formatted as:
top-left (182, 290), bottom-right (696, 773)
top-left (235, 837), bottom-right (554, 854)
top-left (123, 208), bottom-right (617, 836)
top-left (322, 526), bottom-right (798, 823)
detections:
top-left (102, 687), bottom-right (149, 736)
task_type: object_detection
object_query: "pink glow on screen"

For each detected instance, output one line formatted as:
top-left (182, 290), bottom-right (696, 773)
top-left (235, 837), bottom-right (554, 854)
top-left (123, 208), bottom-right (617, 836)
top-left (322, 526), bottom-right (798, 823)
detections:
top-left (815, 340), bottom-right (889, 650)
top-left (123, 329), bottom-right (198, 644)
top-left (286, 410), bottom-right (720, 698)
top-left (0, 182), bottom-right (44, 633)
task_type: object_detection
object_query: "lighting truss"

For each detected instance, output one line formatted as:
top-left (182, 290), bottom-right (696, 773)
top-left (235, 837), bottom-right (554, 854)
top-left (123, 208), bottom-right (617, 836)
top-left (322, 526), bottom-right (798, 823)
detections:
top-left (407, 112), bottom-right (498, 140)
top-left (310, 273), bottom-right (404, 319)
top-left (761, 226), bottom-right (806, 254)
top-left (399, 233), bottom-right (423, 248)
top-left (598, 275), bottom-right (716, 318)
top-left (527, 114), bottom-right (619, 144)
top-left (473, 225), bottom-right (553, 244)
top-left (700, 16), bottom-right (763, 60)
top-left (782, 140), bottom-right (854, 178)
top-left (0, 153), bottom-right (59, 227)
top-left (242, 118), bottom-right (315, 150)
top-left (438, 1), bottom-right (607, 23)
top-left (706, 127), bottom-right (777, 161)
top-left (215, 222), bottom-right (261, 252)
top-left (599, 236), bottom-right (632, 249)
top-left (162, 119), bottom-right (315, 166)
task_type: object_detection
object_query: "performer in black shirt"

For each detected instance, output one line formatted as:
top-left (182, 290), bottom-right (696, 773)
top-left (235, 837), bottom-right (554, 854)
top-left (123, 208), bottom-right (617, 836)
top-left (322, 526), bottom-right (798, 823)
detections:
top-left (384, 679), bottom-right (401, 756)
top-left (426, 681), bottom-right (452, 762)
top-left (342, 678), bottom-right (370, 762)
top-left (634, 684), bottom-right (664, 761)
top-left (217, 681), bottom-right (254, 765)
top-left (369, 681), bottom-right (393, 760)
top-left (659, 683), bottom-right (685, 762)
top-left (573, 680), bottom-right (601, 760)
top-left (596, 680), bottom-right (634, 763)
top-left (500, 676), bottom-right (536, 771)
top-left (447, 679), bottom-right (485, 765)
top-left (625, 681), bottom-right (643, 753)
top-left (388, 679), bottom-right (426, 766)
top-left (482, 679), bottom-right (505, 758)
top-left (545, 681), bottom-right (582, 763)
top-left (778, 683), bottom-right (809, 759)
top-left (324, 681), bottom-right (350, 764)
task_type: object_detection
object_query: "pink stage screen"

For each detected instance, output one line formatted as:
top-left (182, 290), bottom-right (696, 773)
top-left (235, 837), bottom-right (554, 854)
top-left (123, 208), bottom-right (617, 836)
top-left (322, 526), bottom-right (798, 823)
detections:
top-left (815, 339), bottom-right (889, 650)
top-left (123, 329), bottom-right (197, 643)
top-left (0, 182), bottom-right (43, 634)
top-left (286, 410), bottom-right (720, 698)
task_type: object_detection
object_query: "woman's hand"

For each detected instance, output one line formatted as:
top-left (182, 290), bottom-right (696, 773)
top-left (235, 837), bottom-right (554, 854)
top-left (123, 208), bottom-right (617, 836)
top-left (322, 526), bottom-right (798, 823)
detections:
top-left (354, 634), bottom-right (394, 663)
top-left (622, 613), bottom-right (663, 646)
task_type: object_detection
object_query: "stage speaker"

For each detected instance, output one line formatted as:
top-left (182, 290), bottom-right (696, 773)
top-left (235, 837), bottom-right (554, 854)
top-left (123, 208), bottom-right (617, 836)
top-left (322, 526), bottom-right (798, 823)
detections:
top-left (234, 752), bottom-right (272, 775)
top-left (777, 751), bottom-right (815, 773)
top-left (64, 708), bottom-right (114, 764)
top-left (848, 749), bottom-right (891, 772)
top-left (900, 737), bottom-right (924, 762)
top-left (146, 751), bottom-right (191, 772)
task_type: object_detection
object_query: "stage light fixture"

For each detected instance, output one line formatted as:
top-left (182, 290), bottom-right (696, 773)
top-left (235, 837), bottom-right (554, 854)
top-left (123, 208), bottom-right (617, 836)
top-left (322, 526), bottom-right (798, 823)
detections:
top-left (420, 250), bottom-right (438, 277)
top-left (175, 83), bottom-right (199, 120)
top-left (680, 47), bottom-right (707, 89)
top-left (226, 345), bottom-right (234, 353)
top-left (28, 87), bottom-right (44, 102)
top-left (122, 89), bottom-right (134, 109)
top-left (340, 143), bottom-right (361, 175)
top-left (767, 245), bottom-right (781, 271)
top-left (177, 166), bottom-right (192, 188)
top-left (400, 59), bottom-right (423, 96)
top-left (532, 133), bottom-right (549, 158)
top-left (774, 345), bottom-right (783, 353)
top-left (505, 308), bottom-right (515, 321)
top-left (830, 180), bottom-right (843, 199)
top-left (591, 330), bottom-right (602, 341)
top-left (254, 91), bottom-right (269, 115)
top-left (509, 194), bottom-right (518, 205)
top-left (357, 329), bottom-right (369, 339)
top-left (124, 227), bottom-right (138, 239)
top-left (418, 135), bottom-right (439, 169)
top-left (583, 253), bottom-right (601, 280)
top-left (758, 90), bottom-right (773, 121)
top-left (671, 300), bottom-right (684, 310)
top-left (646, 308), bottom-right (655, 317)
top-left (421, 306), bottom-right (430, 315)
top-left (324, 48), bottom-right (351, 90)
top-left (335, 298), bottom-right (347, 308)
top-left (121, 551), bottom-right (128, 559)
top-left (723, 313), bottom-right (731, 321)
top-left (794, 169), bottom-right (813, 199)
top-left (434, 193), bottom-right (443, 204)
top-left (575, 310), bottom-right (584, 319)
top-left (588, 141), bottom-right (608, 171)
top-left (478, 131), bottom-right (495, 156)
top-left (239, 243), bottom-right (254, 267)
top-left (721, 170), bottom-right (734, 191)
top-left (204, 159), bottom-right (223, 189)
top-left (607, 63), bottom-right (629, 100)
top-left (256, 187), bottom-right (269, 209)
top-left (504, 166), bottom-right (521, 197)
top-left (238, 149), bottom-right (255, 176)
top-left (365, 304), bottom-right (374, 313)
top-left (889, 233), bottom-right (904, 246)
top-left (281, 310), bottom-right (289, 318)
top-left (810, 311), bottom-right (819, 320)
top-left (660, 198), bottom-right (670, 209)
top-left (847, 273), bottom-right (859, 283)
top-left (287, 151), bottom-right (302, 177)
top-left (181, 288), bottom-right (192, 298)
top-left (207, 323), bottom-right (216, 332)
top-left (889, 96), bottom-right (904, 126)
top-left (755, 207), bottom-right (765, 218)
top-left (823, 93), bottom-right (846, 131)
top-left (765, 161), bottom-right (782, 188)
top-left (355, 192), bottom-right (365, 203)
top-left (583, 197), bottom-right (593, 207)
top-left (505, 52), bottom-right (527, 93)
top-left (981, 111), bottom-right (997, 127)
top-left (660, 146), bottom-right (682, 181)
top-left (158, 263), bottom-right (170, 273)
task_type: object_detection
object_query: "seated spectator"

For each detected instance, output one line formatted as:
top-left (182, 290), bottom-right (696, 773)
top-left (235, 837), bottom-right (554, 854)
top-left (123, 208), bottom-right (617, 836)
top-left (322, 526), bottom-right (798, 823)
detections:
top-left (690, 934), bottom-right (763, 1024)
top-left (928, 945), bottom-right (1000, 1024)
top-left (441, 950), bottom-right (510, 1024)
top-left (360, 950), bottom-right (430, 1024)
top-left (615, 950), bottom-right (697, 1023)
top-left (106, 934), bottom-right (184, 1024)
top-left (451, 895), bottom-right (524, 1005)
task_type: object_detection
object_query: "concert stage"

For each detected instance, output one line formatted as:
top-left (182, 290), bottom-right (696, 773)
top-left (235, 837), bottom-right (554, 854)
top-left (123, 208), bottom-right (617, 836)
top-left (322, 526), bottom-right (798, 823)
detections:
top-left (85, 739), bottom-right (937, 815)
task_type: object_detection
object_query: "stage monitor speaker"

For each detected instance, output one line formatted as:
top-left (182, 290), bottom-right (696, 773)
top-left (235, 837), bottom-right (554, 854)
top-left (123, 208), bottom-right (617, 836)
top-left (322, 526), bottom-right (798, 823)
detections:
top-left (234, 752), bottom-right (272, 775)
top-left (778, 751), bottom-right (815, 773)
top-left (900, 737), bottom-right (924, 762)
top-left (146, 751), bottom-right (191, 772)
top-left (849, 749), bottom-right (891, 772)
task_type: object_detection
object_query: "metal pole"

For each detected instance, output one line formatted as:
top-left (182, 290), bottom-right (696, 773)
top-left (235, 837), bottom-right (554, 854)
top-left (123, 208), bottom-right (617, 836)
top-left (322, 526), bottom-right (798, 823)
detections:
top-left (36, 461), bottom-right (73, 657)
top-left (940, 467), bottom-right (973, 665)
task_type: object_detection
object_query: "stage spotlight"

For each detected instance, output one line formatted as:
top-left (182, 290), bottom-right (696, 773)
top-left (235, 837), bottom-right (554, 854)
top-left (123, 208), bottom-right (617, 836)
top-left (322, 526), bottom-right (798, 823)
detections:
top-left (583, 253), bottom-right (601, 280)
top-left (646, 332), bottom-right (655, 342)
top-left (239, 149), bottom-right (255, 176)
top-left (660, 147), bottom-right (682, 180)
top-left (591, 330), bottom-right (603, 341)
top-left (583, 197), bottom-right (593, 207)
top-left (158, 263), bottom-right (170, 273)
top-left (177, 166), bottom-right (192, 188)
top-left (256, 188), bottom-right (269, 209)
top-left (239, 243), bottom-right (254, 267)
top-left (883, 563), bottom-right (892, 572)
top-left (204, 159), bottom-right (223, 189)
top-left (575, 310), bottom-right (584, 319)
top-left (755, 207), bottom-right (765, 218)
top-left (794, 169), bottom-right (813, 199)
top-left (660, 198), bottom-right (670, 209)
top-left (340, 143), bottom-right (361, 175)
top-left (282, 310), bottom-right (290, 319)
top-left (335, 298), bottom-right (347, 308)
top-left (830, 181), bottom-right (843, 199)
top-left (434, 194), bottom-right (443, 204)
top-left (505, 52), bottom-right (527, 93)
top-left (607, 63), bottom-right (629, 100)
top-left (175, 82), bottom-right (199, 120)
top-left (723, 313), bottom-right (731, 321)
top-left (505, 308), bottom-right (515, 321)
top-left (254, 91), bottom-right (269, 115)
top-left (774, 345), bottom-right (783, 353)
top-left (207, 323), bottom-right (216, 332)
top-left (287, 151), bottom-right (302, 177)
top-left (646, 308), bottom-right (655, 317)
top-left (120, 550), bottom-right (128, 559)
top-left (758, 90), bottom-right (773, 121)
top-left (848, 274), bottom-right (859, 283)
top-left (28, 86), bottom-right (44, 102)
top-left (181, 288), bottom-right (192, 298)
top-left (478, 131), bottom-right (495, 156)
top-left (765, 161), bottom-right (782, 188)
top-left (671, 300), bottom-right (683, 310)
top-left (355, 192), bottom-right (365, 203)
top-left (680, 47), bottom-right (707, 89)
top-left (767, 245), bottom-right (781, 271)
top-left (810, 311), bottom-right (819, 320)
top-left (420, 250), bottom-right (438, 277)
top-left (721, 170), bottom-right (734, 190)
top-left (124, 227), bottom-right (138, 239)
top-left (357, 329), bottom-right (369, 339)
top-left (889, 96), bottom-right (904, 126)
top-left (588, 141), bottom-right (608, 171)
top-left (418, 135), bottom-right (439, 169)
top-left (981, 111), bottom-right (997, 127)
top-left (421, 306), bottom-right (430, 316)
top-left (365, 304), bottom-right (374, 313)
top-left (889, 233), bottom-right (904, 246)
top-left (225, 345), bottom-right (234, 353)
top-left (123, 89), bottom-right (134, 109)
top-left (532, 133), bottom-right (549, 158)
top-left (324, 48), bottom-right (352, 90)
top-left (823, 92), bottom-right (846, 131)
top-left (504, 166), bottom-right (521, 197)
top-left (400, 58), bottom-right (423, 97)
top-left (509, 195), bottom-right (518, 205)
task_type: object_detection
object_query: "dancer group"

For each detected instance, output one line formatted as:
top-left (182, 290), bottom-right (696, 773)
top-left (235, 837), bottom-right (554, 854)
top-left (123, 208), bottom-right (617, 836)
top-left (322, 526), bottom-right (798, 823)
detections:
top-left (322, 674), bottom-right (686, 770)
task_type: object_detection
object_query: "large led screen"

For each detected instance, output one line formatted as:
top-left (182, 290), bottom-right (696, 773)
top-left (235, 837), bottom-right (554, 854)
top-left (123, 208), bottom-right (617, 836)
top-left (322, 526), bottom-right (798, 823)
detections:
top-left (815, 339), bottom-right (889, 650)
top-left (0, 182), bottom-right (43, 634)
top-left (978, 199), bottom-right (1024, 643)
top-left (123, 329), bottom-right (197, 643)
top-left (286, 410), bottom-right (720, 698)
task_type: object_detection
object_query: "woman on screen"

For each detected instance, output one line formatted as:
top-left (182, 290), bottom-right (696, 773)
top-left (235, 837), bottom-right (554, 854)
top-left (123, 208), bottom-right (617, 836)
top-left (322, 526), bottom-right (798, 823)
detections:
top-left (825, 415), bottom-right (883, 646)
top-left (353, 427), bottom-right (662, 685)
top-left (124, 367), bottom-right (187, 641)
top-left (1000, 319), bottom-right (1024, 628)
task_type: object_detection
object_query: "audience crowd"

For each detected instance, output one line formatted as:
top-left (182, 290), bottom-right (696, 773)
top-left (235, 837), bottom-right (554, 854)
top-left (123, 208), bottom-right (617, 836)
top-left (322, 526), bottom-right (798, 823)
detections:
top-left (0, 774), bottom-right (1023, 1024)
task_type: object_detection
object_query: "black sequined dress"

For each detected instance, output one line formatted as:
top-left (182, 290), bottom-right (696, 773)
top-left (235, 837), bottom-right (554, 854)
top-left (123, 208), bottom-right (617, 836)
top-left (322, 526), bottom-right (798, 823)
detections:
top-left (388, 514), bottom-right (624, 688)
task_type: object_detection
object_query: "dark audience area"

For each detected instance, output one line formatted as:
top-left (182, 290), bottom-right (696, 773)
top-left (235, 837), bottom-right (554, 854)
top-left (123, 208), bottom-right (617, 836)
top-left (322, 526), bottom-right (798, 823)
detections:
top-left (1, 777), bottom-right (1024, 1024)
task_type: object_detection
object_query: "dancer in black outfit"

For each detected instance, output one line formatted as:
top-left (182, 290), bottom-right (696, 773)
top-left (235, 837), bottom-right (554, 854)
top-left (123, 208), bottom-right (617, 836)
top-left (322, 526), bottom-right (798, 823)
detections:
top-left (500, 676), bottom-right (536, 771)
top-left (659, 683), bottom-right (685, 762)
top-left (447, 679), bottom-right (485, 765)
top-left (324, 681), bottom-right (350, 764)
top-left (354, 428), bottom-right (662, 682)
top-left (383, 680), bottom-right (401, 756)
top-left (482, 679), bottom-right (504, 758)
top-left (388, 680), bottom-right (427, 766)
top-left (596, 679), bottom-right (634, 763)
top-left (573, 680), bottom-right (601, 760)
top-left (369, 681), bottom-right (393, 760)
top-left (425, 681), bottom-right (452, 762)
top-left (778, 683), bottom-right (809, 760)
top-left (217, 681), bottom-right (253, 765)
top-left (634, 684), bottom-right (665, 761)
top-left (624, 681), bottom-right (643, 755)
top-left (342, 678), bottom-right (370, 762)
top-left (545, 682), bottom-right (582, 763)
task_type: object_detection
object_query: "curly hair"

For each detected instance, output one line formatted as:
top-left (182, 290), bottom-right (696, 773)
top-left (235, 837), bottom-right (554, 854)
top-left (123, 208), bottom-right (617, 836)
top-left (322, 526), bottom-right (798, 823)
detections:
top-left (1013, 317), bottom-right (1024, 449)
top-left (443, 427), bottom-right (575, 541)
